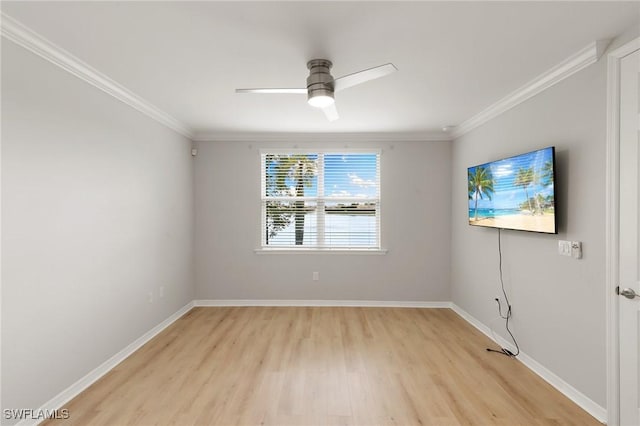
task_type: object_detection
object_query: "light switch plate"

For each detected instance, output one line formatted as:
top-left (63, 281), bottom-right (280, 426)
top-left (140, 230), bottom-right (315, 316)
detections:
top-left (558, 240), bottom-right (572, 256)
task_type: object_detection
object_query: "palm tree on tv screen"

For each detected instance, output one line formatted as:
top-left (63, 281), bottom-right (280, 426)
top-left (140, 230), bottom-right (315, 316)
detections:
top-left (468, 173), bottom-right (475, 201)
top-left (514, 167), bottom-right (535, 213)
top-left (469, 167), bottom-right (495, 221)
top-left (541, 160), bottom-right (555, 209)
top-left (541, 160), bottom-right (554, 187)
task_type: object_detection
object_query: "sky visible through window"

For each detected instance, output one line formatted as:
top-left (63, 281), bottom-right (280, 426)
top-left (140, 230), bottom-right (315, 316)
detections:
top-left (325, 154), bottom-right (378, 198)
top-left (273, 154), bottom-right (378, 198)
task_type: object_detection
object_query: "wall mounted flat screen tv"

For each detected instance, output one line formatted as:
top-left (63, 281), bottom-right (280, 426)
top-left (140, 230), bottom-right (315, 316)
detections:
top-left (468, 146), bottom-right (557, 234)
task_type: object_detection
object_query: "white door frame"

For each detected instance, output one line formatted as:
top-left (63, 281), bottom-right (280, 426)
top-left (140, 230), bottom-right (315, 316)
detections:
top-left (606, 36), bottom-right (640, 426)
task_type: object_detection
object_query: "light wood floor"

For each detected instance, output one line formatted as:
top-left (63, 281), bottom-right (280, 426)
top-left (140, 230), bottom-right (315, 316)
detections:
top-left (44, 307), bottom-right (600, 426)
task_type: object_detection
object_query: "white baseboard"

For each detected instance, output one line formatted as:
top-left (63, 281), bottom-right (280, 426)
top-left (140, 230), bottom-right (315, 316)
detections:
top-left (193, 299), bottom-right (452, 308)
top-left (17, 301), bottom-right (194, 426)
top-left (450, 303), bottom-right (607, 423)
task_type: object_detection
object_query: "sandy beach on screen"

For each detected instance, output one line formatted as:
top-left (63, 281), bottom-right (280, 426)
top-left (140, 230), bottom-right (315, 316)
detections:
top-left (470, 213), bottom-right (555, 233)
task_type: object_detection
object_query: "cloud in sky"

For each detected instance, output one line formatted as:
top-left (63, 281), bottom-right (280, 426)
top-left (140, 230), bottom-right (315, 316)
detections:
top-left (348, 173), bottom-right (376, 188)
top-left (492, 164), bottom-right (513, 178)
top-left (331, 190), bottom-right (352, 197)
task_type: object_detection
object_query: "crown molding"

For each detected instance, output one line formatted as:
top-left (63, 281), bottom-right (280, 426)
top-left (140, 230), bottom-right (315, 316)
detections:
top-left (192, 131), bottom-right (451, 143)
top-left (1, 12), bottom-right (194, 139)
top-left (607, 35), bottom-right (640, 59)
top-left (450, 40), bottom-right (610, 140)
top-left (1, 12), bottom-right (611, 144)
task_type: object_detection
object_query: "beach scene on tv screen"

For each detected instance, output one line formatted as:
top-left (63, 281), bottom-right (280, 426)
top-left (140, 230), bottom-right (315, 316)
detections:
top-left (468, 148), bottom-right (555, 233)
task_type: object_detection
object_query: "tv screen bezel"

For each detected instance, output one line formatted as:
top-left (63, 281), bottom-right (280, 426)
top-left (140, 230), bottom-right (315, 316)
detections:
top-left (467, 146), bottom-right (558, 234)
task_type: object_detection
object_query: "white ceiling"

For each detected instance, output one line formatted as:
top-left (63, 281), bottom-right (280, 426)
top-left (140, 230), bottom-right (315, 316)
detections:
top-left (2, 1), bottom-right (638, 137)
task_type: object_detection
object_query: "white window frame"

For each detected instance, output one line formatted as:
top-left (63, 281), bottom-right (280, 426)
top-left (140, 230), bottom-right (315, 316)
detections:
top-left (258, 149), bottom-right (386, 253)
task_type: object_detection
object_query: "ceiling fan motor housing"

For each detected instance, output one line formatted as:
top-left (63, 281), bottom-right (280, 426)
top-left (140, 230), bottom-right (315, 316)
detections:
top-left (306, 59), bottom-right (335, 101)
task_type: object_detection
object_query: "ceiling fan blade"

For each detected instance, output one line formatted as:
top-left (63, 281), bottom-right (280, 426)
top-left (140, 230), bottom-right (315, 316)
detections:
top-left (235, 88), bottom-right (307, 94)
top-left (334, 63), bottom-right (398, 92)
top-left (322, 103), bottom-right (339, 122)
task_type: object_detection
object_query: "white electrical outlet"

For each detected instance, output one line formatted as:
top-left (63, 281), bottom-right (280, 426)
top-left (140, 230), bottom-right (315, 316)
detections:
top-left (159, 286), bottom-right (164, 298)
top-left (148, 292), bottom-right (153, 303)
top-left (312, 272), bottom-right (319, 281)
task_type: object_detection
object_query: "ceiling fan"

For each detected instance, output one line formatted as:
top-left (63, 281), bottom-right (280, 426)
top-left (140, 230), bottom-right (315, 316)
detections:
top-left (236, 59), bottom-right (397, 122)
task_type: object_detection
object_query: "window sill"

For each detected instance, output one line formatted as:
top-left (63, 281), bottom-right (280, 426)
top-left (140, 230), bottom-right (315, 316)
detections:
top-left (254, 248), bottom-right (388, 255)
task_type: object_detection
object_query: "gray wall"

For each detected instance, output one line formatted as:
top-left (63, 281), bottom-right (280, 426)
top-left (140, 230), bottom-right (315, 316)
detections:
top-left (450, 29), bottom-right (638, 408)
top-left (195, 139), bottom-right (451, 302)
top-left (1, 41), bottom-right (195, 418)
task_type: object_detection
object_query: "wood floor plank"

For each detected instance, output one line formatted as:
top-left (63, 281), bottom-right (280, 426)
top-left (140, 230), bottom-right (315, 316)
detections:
top-left (42, 307), bottom-right (601, 426)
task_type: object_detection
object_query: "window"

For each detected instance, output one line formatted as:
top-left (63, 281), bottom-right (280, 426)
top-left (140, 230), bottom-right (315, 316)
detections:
top-left (261, 151), bottom-right (380, 249)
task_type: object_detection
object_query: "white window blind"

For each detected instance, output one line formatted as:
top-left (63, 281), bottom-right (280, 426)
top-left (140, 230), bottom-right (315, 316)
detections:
top-left (261, 151), bottom-right (380, 249)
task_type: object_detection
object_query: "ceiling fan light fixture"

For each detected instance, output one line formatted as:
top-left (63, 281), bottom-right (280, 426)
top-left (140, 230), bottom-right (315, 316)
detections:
top-left (306, 59), bottom-right (335, 109)
top-left (236, 58), bottom-right (397, 121)
top-left (308, 93), bottom-right (335, 108)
